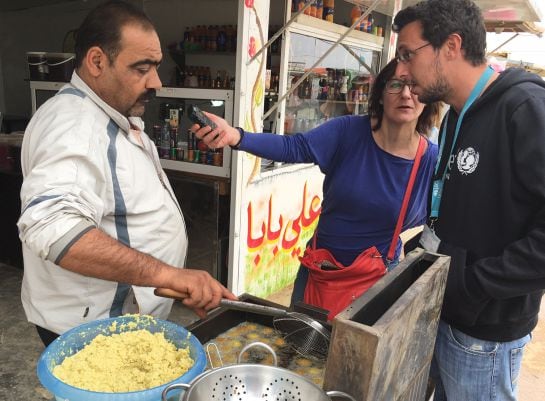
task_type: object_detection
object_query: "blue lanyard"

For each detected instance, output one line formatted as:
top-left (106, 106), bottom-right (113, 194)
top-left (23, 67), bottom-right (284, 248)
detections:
top-left (430, 66), bottom-right (494, 220)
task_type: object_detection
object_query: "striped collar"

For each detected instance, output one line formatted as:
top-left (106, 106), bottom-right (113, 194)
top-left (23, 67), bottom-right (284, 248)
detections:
top-left (69, 71), bottom-right (145, 135)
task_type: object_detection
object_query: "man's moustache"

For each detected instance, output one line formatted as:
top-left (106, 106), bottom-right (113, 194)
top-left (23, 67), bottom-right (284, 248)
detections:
top-left (139, 89), bottom-right (156, 102)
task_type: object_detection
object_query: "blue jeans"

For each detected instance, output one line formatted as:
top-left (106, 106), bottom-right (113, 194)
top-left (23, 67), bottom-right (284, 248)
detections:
top-left (431, 320), bottom-right (531, 401)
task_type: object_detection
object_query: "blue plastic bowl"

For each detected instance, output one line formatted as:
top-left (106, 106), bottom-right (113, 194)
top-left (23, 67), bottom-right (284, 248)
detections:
top-left (37, 315), bottom-right (206, 401)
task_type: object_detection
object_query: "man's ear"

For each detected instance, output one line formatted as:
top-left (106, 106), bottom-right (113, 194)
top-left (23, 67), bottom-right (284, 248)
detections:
top-left (84, 46), bottom-right (106, 77)
top-left (444, 33), bottom-right (463, 60)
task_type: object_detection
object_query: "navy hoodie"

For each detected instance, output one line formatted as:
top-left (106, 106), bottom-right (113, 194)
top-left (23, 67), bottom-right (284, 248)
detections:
top-left (434, 68), bottom-right (545, 342)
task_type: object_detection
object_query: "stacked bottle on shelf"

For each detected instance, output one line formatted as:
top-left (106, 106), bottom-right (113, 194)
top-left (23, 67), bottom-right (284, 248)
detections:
top-left (265, 25), bottom-right (282, 94)
top-left (153, 103), bottom-right (223, 166)
top-left (180, 25), bottom-right (238, 53)
top-left (292, 1), bottom-right (383, 36)
top-left (297, 69), bottom-right (370, 108)
top-left (292, 0), bottom-right (332, 22)
top-left (176, 67), bottom-right (234, 90)
top-left (265, 70), bottom-right (280, 93)
top-left (350, 5), bottom-right (383, 36)
top-left (315, 69), bottom-right (351, 102)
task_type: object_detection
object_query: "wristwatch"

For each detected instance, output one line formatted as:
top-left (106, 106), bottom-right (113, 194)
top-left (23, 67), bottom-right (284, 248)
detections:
top-left (230, 127), bottom-right (245, 150)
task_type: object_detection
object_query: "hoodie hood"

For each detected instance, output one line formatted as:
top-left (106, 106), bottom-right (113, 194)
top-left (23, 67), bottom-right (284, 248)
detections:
top-left (474, 67), bottom-right (545, 111)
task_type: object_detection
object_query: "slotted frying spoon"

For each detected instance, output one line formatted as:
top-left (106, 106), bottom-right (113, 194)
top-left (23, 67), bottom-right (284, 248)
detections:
top-left (154, 289), bottom-right (330, 359)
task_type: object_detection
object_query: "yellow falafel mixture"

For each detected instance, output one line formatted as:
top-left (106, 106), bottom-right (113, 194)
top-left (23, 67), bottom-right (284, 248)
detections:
top-left (53, 329), bottom-right (194, 392)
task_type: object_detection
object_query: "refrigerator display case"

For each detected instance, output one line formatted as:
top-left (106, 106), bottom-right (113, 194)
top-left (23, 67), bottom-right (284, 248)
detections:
top-left (142, 87), bottom-right (234, 178)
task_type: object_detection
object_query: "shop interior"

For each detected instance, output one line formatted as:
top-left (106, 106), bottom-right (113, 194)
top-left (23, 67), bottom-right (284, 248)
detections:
top-left (0, 0), bottom-right (389, 283)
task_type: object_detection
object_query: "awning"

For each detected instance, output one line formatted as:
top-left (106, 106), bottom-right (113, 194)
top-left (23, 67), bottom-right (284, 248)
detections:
top-left (347, 0), bottom-right (542, 23)
top-left (485, 20), bottom-right (544, 35)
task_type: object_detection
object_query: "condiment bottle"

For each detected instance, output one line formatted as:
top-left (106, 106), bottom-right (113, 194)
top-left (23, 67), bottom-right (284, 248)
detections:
top-left (323, 0), bottom-right (334, 22)
top-left (350, 5), bottom-right (361, 26)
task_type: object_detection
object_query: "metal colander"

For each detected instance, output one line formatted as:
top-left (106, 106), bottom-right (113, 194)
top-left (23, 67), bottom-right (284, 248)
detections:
top-left (162, 343), bottom-right (355, 401)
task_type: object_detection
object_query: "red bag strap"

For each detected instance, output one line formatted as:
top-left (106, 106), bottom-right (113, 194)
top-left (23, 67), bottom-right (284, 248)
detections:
top-left (386, 135), bottom-right (426, 261)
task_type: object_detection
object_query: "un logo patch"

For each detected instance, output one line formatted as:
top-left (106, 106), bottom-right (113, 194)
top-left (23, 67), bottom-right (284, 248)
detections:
top-left (457, 147), bottom-right (479, 175)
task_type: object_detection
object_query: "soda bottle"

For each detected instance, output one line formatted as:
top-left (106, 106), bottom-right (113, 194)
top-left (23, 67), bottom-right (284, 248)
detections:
top-left (350, 5), bottom-right (361, 27)
top-left (152, 124), bottom-right (162, 150)
top-left (367, 14), bottom-right (374, 33)
top-left (360, 16), bottom-right (368, 32)
top-left (316, 1), bottom-right (323, 20)
top-left (310, 0), bottom-right (317, 17)
top-left (323, 0), bottom-right (334, 21)
top-left (159, 119), bottom-right (170, 159)
top-left (304, 0), bottom-right (312, 16)
top-left (170, 125), bottom-right (179, 160)
top-left (217, 25), bottom-right (227, 52)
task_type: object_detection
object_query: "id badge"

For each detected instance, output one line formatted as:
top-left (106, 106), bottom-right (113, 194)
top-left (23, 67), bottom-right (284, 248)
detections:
top-left (419, 225), bottom-right (441, 253)
top-left (430, 179), bottom-right (444, 219)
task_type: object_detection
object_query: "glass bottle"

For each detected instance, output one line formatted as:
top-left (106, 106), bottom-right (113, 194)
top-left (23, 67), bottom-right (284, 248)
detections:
top-left (215, 71), bottom-right (222, 89)
top-left (159, 119), bottom-right (171, 159)
top-left (323, 0), bottom-right (334, 22)
top-left (350, 5), bottom-right (361, 27)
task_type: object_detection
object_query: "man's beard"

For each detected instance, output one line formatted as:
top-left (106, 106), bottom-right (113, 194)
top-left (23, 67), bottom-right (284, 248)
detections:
top-left (128, 89), bottom-right (156, 117)
top-left (419, 74), bottom-right (450, 104)
top-left (418, 61), bottom-right (450, 104)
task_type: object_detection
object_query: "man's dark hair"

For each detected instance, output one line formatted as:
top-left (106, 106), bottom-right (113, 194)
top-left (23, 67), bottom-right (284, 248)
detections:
top-left (392, 0), bottom-right (487, 66)
top-left (74, 0), bottom-right (155, 68)
top-left (368, 58), bottom-right (441, 135)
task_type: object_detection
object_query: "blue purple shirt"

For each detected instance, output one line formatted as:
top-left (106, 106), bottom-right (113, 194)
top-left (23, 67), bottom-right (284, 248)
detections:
top-left (240, 115), bottom-right (438, 265)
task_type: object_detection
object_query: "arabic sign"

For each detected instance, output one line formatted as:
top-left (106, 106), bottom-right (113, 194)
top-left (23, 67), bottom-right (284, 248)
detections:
top-left (242, 169), bottom-right (324, 297)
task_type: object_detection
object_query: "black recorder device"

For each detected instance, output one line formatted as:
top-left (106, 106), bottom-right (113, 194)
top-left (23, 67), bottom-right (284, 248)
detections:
top-left (188, 104), bottom-right (217, 130)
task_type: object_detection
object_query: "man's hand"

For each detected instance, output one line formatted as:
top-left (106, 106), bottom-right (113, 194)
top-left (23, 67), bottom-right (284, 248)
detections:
top-left (166, 268), bottom-right (237, 318)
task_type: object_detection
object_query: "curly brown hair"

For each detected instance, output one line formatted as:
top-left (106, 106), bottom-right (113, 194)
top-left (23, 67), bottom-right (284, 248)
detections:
top-left (393, 0), bottom-right (487, 67)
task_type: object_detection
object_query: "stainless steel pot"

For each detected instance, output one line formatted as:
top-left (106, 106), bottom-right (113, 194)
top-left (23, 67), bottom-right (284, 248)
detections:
top-left (162, 342), bottom-right (355, 401)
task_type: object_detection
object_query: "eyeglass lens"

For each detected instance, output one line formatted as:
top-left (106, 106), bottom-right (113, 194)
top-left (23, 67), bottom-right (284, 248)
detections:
top-left (387, 80), bottom-right (408, 93)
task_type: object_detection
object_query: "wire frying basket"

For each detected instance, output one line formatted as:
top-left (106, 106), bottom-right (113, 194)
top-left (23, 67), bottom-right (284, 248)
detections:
top-left (273, 311), bottom-right (330, 359)
top-left (152, 289), bottom-right (331, 360)
top-left (219, 299), bottom-right (330, 360)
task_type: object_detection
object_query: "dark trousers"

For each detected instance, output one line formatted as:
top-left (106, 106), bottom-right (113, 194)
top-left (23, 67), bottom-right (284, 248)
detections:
top-left (289, 264), bottom-right (309, 307)
top-left (36, 325), bottom-right (60, 347)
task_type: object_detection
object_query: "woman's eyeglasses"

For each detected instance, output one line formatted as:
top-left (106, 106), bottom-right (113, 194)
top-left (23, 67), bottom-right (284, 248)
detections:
top-left (385, 79), bottom-right (415, 94)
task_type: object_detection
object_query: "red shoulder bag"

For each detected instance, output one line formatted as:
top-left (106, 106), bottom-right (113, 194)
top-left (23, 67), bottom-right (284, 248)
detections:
top-left (299, 136), bottom-right (426, 320)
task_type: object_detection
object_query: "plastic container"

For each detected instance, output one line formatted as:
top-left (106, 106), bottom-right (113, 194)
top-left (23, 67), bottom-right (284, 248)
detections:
top-left (37, 315), bottom-right (207, 401)
top-left (46, 52), bottom-right (75, 82)
top-left (27, 51), bottom-right (49, 80)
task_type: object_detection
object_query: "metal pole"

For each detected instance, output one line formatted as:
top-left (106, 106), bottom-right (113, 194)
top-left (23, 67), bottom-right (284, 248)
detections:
top-left (247, 0), bottom-right (316, 66)
top-left (487, 33), bottom-right (519, 55)
top-left (341, 43), bottom-right (375, 74)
